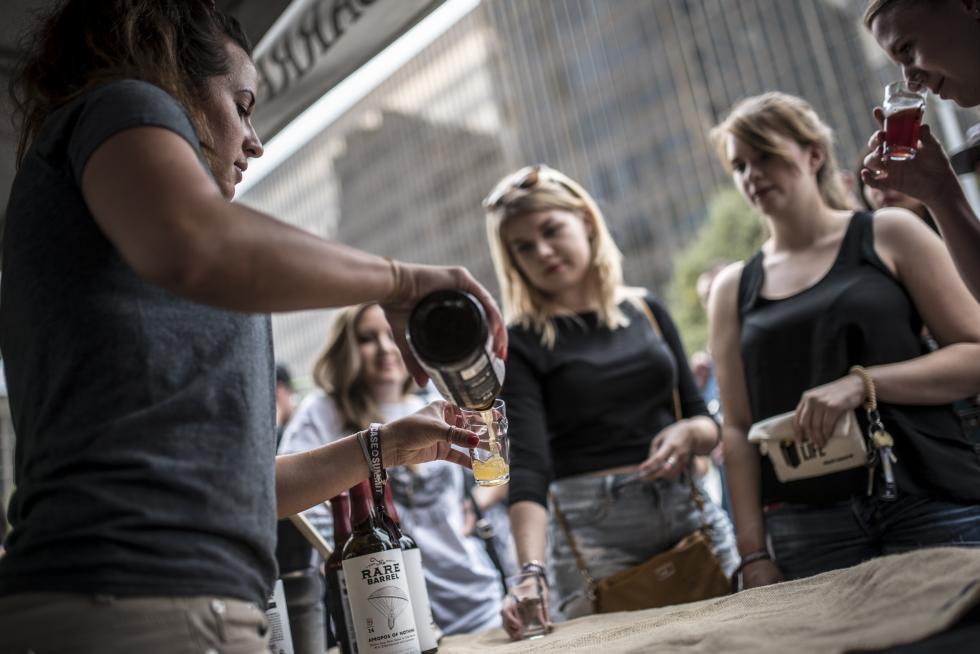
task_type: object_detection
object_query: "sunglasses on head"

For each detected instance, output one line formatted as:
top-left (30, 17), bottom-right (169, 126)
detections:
top-left (482, 164), bottom-right (579, 209)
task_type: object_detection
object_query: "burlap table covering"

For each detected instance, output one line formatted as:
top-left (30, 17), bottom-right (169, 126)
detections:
top-left (435, 547), bottom-right (980, 653)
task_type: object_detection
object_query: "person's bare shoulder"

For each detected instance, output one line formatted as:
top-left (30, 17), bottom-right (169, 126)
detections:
top-left (708, 261), bottom-right (746, 311)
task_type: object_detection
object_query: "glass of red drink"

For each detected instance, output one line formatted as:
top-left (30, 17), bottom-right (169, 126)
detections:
top-left (883, 81), bottom-right (926, 161)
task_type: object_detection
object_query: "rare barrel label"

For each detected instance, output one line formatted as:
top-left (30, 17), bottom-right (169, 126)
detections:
top-left (337, 570), bottom-right (360, 654)
top-left (342, 550), bottom-right (420, 653)
top-left (402, 547), bottom-right (438, 651)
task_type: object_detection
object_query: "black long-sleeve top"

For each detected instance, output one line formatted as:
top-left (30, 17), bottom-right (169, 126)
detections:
top-left (503, 296), bottom-right (708, 508)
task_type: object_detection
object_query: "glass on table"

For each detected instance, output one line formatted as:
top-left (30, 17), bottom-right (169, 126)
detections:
top-left (458, 398), bottom-right (509, 487)
top-left (507, 571), bottom-right (549, 640)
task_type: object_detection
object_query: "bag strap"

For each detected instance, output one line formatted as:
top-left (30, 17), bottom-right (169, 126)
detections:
top-left (548, 490), bottom-right (598, 599)
top-left (463, 484), bottom-right (509, 597)
top-left (633, 296), bottom-right (710, 528)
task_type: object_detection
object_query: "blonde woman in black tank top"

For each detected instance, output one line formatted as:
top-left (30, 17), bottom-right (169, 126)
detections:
top-left (707, 93), bottom-right (980, 590)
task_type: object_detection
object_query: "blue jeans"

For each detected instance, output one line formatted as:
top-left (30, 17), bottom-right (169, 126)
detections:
top-left (765, 493), bottom-right (980, 580)
top-left (548, 472), bottom-right (738, 619)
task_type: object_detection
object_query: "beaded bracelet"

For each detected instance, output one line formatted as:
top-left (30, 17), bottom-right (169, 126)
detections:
top-left (520, 560), bottom-right (549, 586)
top-left (849, 365), bottom-right (876, 410)
top-left (734, 549), bottom-right (771, 576)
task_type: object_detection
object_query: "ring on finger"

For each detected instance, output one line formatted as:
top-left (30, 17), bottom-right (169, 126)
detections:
top-left (445, 425), bottom-right (457, 443)
top-left (666, 455), bottom-right (678, 468)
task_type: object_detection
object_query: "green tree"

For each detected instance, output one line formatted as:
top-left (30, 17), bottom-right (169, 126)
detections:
top-left (668, 188), bottom-right (766, 355)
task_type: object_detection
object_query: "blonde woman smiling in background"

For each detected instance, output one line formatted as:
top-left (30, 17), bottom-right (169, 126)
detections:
top-left (279, 303), bottom-right (504, 635)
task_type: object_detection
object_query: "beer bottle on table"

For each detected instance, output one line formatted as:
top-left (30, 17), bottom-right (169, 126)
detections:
top-left (407, 290), bottom-right (504, 411)
top-left (341, 480), bottom-right (420, 654)
top-left (326, 492), bottom-right (357, 654)
top-left (382, 483), bottom-right (440, 653)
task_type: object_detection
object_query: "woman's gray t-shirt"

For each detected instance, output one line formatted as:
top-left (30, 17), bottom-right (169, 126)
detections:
top-left (0, 80), bottom-right (277, 606)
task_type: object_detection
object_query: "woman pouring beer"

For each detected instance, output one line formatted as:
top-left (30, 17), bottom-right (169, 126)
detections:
top-left (0, 1), bottom-right (503, 651)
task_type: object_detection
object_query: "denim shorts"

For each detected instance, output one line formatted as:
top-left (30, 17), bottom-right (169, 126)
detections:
top-left (547, 472), bottom-right (738, 619)
top-left (765, 492), bottom-right (980, 581)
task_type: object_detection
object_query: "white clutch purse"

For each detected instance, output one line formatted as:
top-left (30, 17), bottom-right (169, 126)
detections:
top-left (747, 410), bottom-right (867, 482)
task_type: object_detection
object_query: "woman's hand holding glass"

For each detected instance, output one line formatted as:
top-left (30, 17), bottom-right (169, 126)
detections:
top-left (793, 374), bottom-right (865, 450)
top-left (379, 401), bottom-right (480, 468)
top-left (379, 261), bottom-right (508, 386)
top-left (861, 107), bottom-right (960, 209)
top-left (501, 571), bottom-right (553, 641)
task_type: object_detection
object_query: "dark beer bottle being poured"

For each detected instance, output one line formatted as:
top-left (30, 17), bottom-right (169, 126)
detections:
top-left (407, 290), bottom-right (504, 411)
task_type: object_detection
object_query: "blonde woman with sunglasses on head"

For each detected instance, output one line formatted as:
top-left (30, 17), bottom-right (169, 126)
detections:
top-left (485, 165), bottom-right (737, 639)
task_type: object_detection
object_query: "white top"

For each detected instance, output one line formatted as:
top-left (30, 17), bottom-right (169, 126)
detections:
top-left (278, 391), bottom-right (503, 635)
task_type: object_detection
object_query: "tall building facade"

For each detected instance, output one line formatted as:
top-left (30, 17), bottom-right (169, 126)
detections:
top-left (241, 0), bottom-right (969, 375)
top-left (242, 10), bottom-right (508, 377)
top-left (480, 0), bottom-right (890, 286)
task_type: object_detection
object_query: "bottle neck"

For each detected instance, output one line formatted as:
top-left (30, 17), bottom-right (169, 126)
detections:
top-left (383, 484), bottom-right (416, 548)
top-left (376, 485), bottom-right (403, 541)
top-left (383, 484), bottom-right (401, 525)
top-left (330, 492), bottom-right (352, 546)
top-left (349, 481), bottom-right (375, 532)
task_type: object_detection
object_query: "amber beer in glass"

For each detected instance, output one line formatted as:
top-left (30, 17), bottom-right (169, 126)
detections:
top-left (459, 399), bottom-right (510, 486)
top-left (883, 81), bottom-right (926, 161)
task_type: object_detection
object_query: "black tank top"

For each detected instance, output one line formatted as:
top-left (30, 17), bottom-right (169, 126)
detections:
top-left (739, 212), bottom-right (980, 505)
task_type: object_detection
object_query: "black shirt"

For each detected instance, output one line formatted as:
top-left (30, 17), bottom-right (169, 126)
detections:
top-left (0, 80), bottom-right (277, 606)
top-left (739, 212), bottom-right (980, 505)
top-left (504, 296), bottom-right (708, 508)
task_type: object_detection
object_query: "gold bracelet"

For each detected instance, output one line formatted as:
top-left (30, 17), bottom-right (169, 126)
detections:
top-left (848, 365), bottom-right (877, 411)
top-left (381, 256), bottom-right (403, 304)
